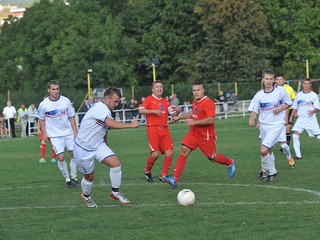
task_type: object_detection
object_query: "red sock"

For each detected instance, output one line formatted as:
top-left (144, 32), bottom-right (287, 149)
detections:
top-left (145, 156), bottom-right (156, 173)
top-left (161, 156), bottom-right (172, 177)
top-left (52, 148), bottom-right (56, 159)
top-left (40, 143), bottom-right (46, 159)
top-left (214, 153), bottom-right (233, 166)
top-left (173, 155), bottom-right (187, 182)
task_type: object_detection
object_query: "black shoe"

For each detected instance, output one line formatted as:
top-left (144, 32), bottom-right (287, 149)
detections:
top-left (267, 172), bottom-right (278, 182)
top-left (66, 180), bottom-right (77, 188)
top-left (71, 178), bottom-right (80, 187)
top-left (145, 172), bottom-right (153, 182)
top-left (257, 171), bottom-right (267, 181)
top-left (294, 156), bottom-right (302, 160)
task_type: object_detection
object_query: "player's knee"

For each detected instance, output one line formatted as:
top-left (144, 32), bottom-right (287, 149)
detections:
top-left (165, 149), bottom-right (174, 157)
top-left (151, 151), bottom-right (160, 159)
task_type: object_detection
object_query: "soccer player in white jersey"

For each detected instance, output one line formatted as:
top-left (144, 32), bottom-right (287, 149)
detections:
top-left (289, 78), bottom-right (320, 159)
top-left (74, 87), bottom-right (139, 208)
top-left (248, 69), bottom-right (292, 182)
top-left (37, 80), bottom-right (79, 188)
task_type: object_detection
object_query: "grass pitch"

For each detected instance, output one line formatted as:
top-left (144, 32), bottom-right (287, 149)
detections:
top-left (1, 117), bottom-right (320, 239)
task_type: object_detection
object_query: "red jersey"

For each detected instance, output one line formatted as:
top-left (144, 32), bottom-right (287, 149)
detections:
top-left (141, 95), bottom-right (170, 127)
top-left (190, 96), bottom-right (216, 139)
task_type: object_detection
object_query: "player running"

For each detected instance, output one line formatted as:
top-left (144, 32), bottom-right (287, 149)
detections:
top-left (164, 81), bottom-right (236, 188)
top-left (37, 80), bottom-right (79, 188)
top-left (74, 87), bottom-right (139, 208)
top-left (289, 78), bottom-right (320, 159)
top-left (139, 80), bottom-right (181, 183)
top-left (248, 69), bottom-right (292, 182)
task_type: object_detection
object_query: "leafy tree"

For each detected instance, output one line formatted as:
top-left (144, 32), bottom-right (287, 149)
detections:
top-left (189, 0), bottom-right (270, 83)
top-left (258, 0), bottom-right (320, 79)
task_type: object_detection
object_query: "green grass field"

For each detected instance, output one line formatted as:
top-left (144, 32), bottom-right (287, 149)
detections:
top-left (1, 117), bottom-right (320, 240)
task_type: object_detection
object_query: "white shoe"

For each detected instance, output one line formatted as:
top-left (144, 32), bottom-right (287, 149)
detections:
top-left (81, 193), bottom-right (97, 208)
top-left (110, 192), bottom-right (130, 204)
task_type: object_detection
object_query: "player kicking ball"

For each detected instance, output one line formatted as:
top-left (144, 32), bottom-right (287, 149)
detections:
top-left (74, 87), bottom-right (139, 208)
top-left (164, 81), bottom-right (236, 188)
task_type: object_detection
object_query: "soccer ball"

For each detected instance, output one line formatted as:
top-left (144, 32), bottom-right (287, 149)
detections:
top-left (177, 189), bottom-right (195, 206)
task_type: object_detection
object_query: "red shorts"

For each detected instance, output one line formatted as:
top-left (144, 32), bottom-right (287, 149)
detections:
top-left (39, 132), bottom-right (51, 142)
top-left (146, 126), bottom-right (173, 154)
top-left (182, 132), bottom-right (216, 158)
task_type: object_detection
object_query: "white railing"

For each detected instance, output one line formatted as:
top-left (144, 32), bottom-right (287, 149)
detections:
top-left (75, 100), bottom-right (252, 127)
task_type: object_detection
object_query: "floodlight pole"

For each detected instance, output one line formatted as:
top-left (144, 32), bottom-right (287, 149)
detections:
top-left (306, 59), bottom-right (309, 78)
top-left (87, 69), bottom-right (92, 98)
top-left (152, 63), bottom-right (156, 82)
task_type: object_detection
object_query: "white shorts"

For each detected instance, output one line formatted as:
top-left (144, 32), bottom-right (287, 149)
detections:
top-left (292, 116), bottom-right (320, 137)
top-left (277, 125), bottom-right (287, 143)
top-left (260, 123), bottom-right (284, 149)
top-left (50, 135), bottom-right (74, 155)
top-left (73, 142), bottom-right (115, 174)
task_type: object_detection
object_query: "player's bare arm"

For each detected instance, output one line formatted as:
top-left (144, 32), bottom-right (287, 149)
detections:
top-left (307, 108), bottom-right (319, 116)
top-left (289, 109), bottom-right (297, 123)
top-left (273, 104), bottom-right (289, 115)
top-left (105, 118), bottom-right (140, 129)
top-left (69, 117), bottom-right (78, 137)
top-left (171, 111), bottom-right (192, 123)
top-left (139, 108), bottom-right (162, 116)
top-left (185, 116), bottom-right (214, 126)
top-left (38, 119), bottom-right (48, 141)
top-left (249, 112), bottom-right (257, 126)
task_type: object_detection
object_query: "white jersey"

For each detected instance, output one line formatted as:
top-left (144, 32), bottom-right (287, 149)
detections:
top-left (75, 101), bottom-right (113, 151)
top-left (37, 95), bottom-right (75, 138)
top-left (292, 91), bottom-right (320, 118)
top-left (248, 86), bottom-right (292, 125)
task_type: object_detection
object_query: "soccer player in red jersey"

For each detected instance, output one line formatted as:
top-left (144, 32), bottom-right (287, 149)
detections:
top-left (139, 80), bottom-right (181, 182)
top-left (165, 81), bottom-right (236, 188)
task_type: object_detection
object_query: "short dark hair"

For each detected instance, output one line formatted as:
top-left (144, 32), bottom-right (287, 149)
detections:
top-left (193, 80), bottom-right (204, 86)
top-left (303, 78), bottom-right (312, 84)
top-left (262, 69), bottom-right (275, 78)
top-left (104, 87), bottom-right (121, 98)
top-left (47, 80), bottom-right (59, 89)
top-left (275, 73), bottom-right (285, 78)
top-left (152, 80), bottom-right (162, 88)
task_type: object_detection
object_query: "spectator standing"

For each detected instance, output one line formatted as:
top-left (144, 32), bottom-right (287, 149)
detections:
top-left (289, 78), bottom-right (320, 159)
top-left (37, 80), bottom-right (79, 188)
top-left (3, 101), bottom-right (17, 137)
top-left (214, 90), bottom-right (227, 112)
top-left (164, 81), bottom-right (236, 188)
top-left (79, 99), bottom-right (90, 124)
top-left (0, 115), bottom-right (8, 138)
top-left (28, 104), bottom-right (37, 135)
top-left (139, 80), bottom-right (181, 183)
top-left (248, 69), bottom-right (292, 182)
top-left (74, 87), bottom-right (140, 208)
top-left (170, 94), bottom-right (180, 109)
top-left (17, 104), bottom-right (28, 138)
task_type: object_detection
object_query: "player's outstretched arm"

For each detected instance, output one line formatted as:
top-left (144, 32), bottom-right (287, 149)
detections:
top-left (105, 118), bottom-right (140, 129)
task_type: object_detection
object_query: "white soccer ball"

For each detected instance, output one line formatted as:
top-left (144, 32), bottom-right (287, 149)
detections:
top-left (177, 189), bottom-right (195, 206)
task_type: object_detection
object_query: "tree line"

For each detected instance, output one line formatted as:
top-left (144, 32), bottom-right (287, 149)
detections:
top-left (0, 0), bottom-right (319, 107)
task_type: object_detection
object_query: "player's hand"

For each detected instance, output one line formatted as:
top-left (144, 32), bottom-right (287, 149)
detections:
top-left (307, 110), bottom-right (314, 116)
top-left (248, 119), bottom-right (255, 127)
top-left (153, 110), bottom-right (162, 116)
top-left (130, 120), bottom-right (140, 128)
top-left (255, 122), bottom-right (260, 129)
top-left (171, 116), bottom-right (180, 123)
top-left (175, 106), bottom-right (182, 114)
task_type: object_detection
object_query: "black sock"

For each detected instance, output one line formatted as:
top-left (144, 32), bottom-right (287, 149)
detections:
top-left (286, 133), bottom-right (291, 144)
top-left (112, 187), bottom-right (119, 193)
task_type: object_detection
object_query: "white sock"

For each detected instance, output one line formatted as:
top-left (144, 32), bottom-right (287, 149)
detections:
top-left (292, 134), bottom-right (302, 158)
top-left (280, 143), bottom-right (292, 157)
top-left (317, 135), bottom-right (320, 140)
top-left (110, 166), bottom-right (122, 189)
top-left (57, 160), bottom-right (70, 180)
top-left (70, 158), bottom-right (77, 179)
top-left (261, 154), bottom-right (270, 172)
top-left (81, 178), bottom-right (93, 197)
top-left (268, 152), bottom-right (277, 175)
